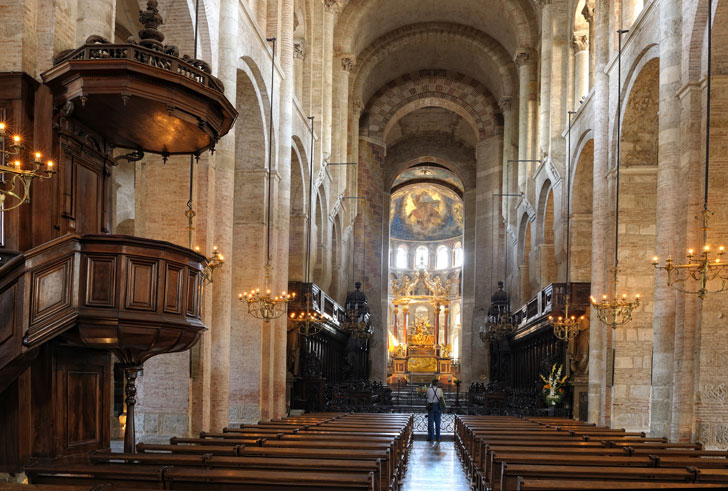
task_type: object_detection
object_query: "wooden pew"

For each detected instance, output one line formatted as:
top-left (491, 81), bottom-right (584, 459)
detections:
top-left (27, 413), bottom-right (410, 491)
top-left (517, 479), bottom-right (728, 490)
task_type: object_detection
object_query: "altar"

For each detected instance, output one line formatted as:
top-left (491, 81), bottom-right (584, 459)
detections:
top-left (389, 316), bottom-right (454, 385)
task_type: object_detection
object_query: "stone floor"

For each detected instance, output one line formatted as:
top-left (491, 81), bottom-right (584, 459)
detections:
top-left (400, 440), bottom-right (471, 490)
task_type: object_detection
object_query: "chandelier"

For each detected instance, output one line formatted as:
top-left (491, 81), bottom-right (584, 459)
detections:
top-left (289, 291), bottom-right (325, 336)
top-left (240, 264), bottom-right (294, 321)
top-left (590, 29), bottom-right (640, 328)
top-left (653, 1), bottom-right (728, 298)
top-left (288, 116), bottom-right (324, 336)
top-left (196, 245), bottom-right (224, 285)
top-left (550, 111), bottom-right (588, 341)
top-left (238, 37), bottom-right (293, 322)
top-left (0, 123), bottom-right (55, 211)
top-left (349, 311), bottom-right (374, 340)
top-left (479, 306), bottom-right (515, 344)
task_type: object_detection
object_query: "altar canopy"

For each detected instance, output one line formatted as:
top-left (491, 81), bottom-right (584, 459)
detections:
top-left (387, 178), bottom-right (464, 385)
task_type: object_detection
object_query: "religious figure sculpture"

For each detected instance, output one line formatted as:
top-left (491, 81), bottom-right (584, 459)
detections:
top-left (408, 317), bottom-right (435, 345)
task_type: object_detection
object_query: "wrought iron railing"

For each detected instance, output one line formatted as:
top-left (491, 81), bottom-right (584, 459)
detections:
top-left (55, 43), bottom-right (225, 93)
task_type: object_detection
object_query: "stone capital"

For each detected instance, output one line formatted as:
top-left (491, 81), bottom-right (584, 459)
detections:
top-left (498, 96), bottom-right (513, 112)
top-left (294, 38), bottom-right (306, 59)
top-left (536, 0), bottom-right (552, 7)
top-left (581, 2), bottom-right (595, 23)
top-left (323, 0), bottom-right (341, 14)
top-left (572, 33), bottom-right (589, 52)
top-left (341, 55), bottom-right (356, 72)
top-left (352, 99), bottom-right (364, 114)
top-left (514, 48), bottom-right (531, 67)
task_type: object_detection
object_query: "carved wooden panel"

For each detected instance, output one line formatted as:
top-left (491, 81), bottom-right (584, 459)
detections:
top-left (54, 348), bottom-right (110, 456)
top-left (124, 257), bottom-right (157, 311)
top-left (0, 286), bottom-right (15, 345)
top-left (84, 255), bottom-right (116, 308)
top-left (163, 262), bottom-right (184, 314)
top-left (58, 134), bottom-right (109, 238)
top-left (186, 270), bottom-right (200, 318)
top-left (73, 162), bottom-right (102, 235)
top-left (29, 257), bottom-right (72, 326)
top-left (65, 370), bottom-right (100, 447)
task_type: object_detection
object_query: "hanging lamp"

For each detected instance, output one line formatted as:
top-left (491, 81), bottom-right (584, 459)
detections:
top-left (652, 0), bottom-right (728, 297)
top-left (550, 111), bottom-right (586, 340)
top-left (590, 29), bottom-right (641, 327)
top-left (239, 38), bottom-right (294, 321)
top-left (288, 116), bottom-right (325, 336)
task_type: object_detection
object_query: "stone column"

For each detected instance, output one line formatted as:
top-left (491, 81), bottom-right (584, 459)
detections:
top-left (393, 305), bottom-right (399, 340)
top-left (573, 34), bottom-right (589, 104)
top-left (272, 0), bottom-right (295, 420)
top-left (548, 0), bottom-right (569, 173)
top-left (582, 2), bottom-right (596, 90)
top-left (322, 0), bottom-right (338, 161)
top-left (515, 48), bottom-right (538, 192)
top-left (209, 0), bottom-right (238, 432)
top-left (434, 303), bottom-right (441, 345)
top-left (402, 306), bottom-right (408, 344)
top-left (470, 131), bottom-right (503, 382)
top-left (256, 0), bottom-right (267, 34)
top-left (499, 96), bottom-right (516, 223)
top-left (461, 187), bottom-right (477, 382)
top-left (293, 39), bottom-right (305, 102)
top-left (332, 55), bottom-right (355, 194)
top-left (649, 0), bottom-right (681, 438)
top-left (538, 0), bottom-right (553, 162)
top-left (444, 307), bottom-right (450, 347)
top-left (588, 0), bottom-right (611, 426)
top-left (622, 0), bottom-right (644, 29)
top-left (75, 0), bottom-right (114, 45)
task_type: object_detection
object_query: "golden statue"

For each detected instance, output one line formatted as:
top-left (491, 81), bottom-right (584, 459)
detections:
top-left (439, 343), bottom-right (451, 359)
top-left (408, 317), bottom-right (435, 345)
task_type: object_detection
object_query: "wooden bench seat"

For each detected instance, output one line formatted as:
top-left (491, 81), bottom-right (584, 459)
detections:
top-left (517, 479), bottom-right (728, 490)
top-left (500, 464), bottom-right (703, 491)
top-left (27, 462), bottom-right (376, 490)
top-left (138, 443), bottom-right (396, 490)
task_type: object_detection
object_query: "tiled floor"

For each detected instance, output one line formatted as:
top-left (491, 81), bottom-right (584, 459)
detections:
top-left (400, 440), bottom-right (471, 490)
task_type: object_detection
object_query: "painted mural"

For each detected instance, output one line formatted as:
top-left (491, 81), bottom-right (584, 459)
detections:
top-left (392, 166), bottom-right (463, 192)
top-left (390, 183), bottom-right (464, 241)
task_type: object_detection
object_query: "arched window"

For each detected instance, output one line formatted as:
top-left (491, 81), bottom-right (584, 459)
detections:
top-left (453, 242), bottom-right (463, 267)
top-left (415, 246), bottom-right (429, 269)
top-left (395, 245), bottom-right (408, 269)
top-left (436, 246), bottom-right (449, 269)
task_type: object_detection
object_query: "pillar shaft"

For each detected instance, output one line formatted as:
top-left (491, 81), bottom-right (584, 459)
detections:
top-left (209, 0), bottom-right (239, 431)
top-left (588, 0), bottom-right (611, 426)
top-left (650, 0), bottom-right (682, 438)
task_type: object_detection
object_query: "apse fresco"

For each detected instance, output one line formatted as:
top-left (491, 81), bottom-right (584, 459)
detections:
top-left (390, 183), bottom-right (464, 241)
top-left (392, 166), bottom-right (463, 192)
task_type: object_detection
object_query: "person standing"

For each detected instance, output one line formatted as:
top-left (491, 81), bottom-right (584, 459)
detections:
top-left (426, 379), bottom-right (444, 442)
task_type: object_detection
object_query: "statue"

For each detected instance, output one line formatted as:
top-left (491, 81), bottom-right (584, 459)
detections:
top-left (409, 317), bottom-right (435, 345)
top-left (440, 344), bottom-right (452, 358)
top-left (569, 316), bottom-right (590, 378)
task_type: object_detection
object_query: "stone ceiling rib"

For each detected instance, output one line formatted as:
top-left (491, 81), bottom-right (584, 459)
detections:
top-left (334, 0), bottom-right (537, 58)
top-left (351, 22), bottom-right (517, 103)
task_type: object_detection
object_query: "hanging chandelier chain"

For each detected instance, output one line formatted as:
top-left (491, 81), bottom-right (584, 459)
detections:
top-left (590, 29), bottom-right (641, 328)
top-left (238, 37), bottom-right (294, 323)
top-left (266, 37), bottom-right (277, 267)
top-left (704, 0), bottom-right (712, 216)
top-left (652, 0), bottom-right (728, 299)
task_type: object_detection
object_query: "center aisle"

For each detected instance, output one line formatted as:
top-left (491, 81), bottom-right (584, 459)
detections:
top-left (401, 440), bottom-right (471, 490)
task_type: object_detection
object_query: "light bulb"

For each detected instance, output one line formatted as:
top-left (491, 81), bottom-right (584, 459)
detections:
top-left (12, 135), bottom-right (20, 143)
top-left (0, 122), bottom-right (5, 131)
top-left (47, 161), bottom-right (53, 168)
